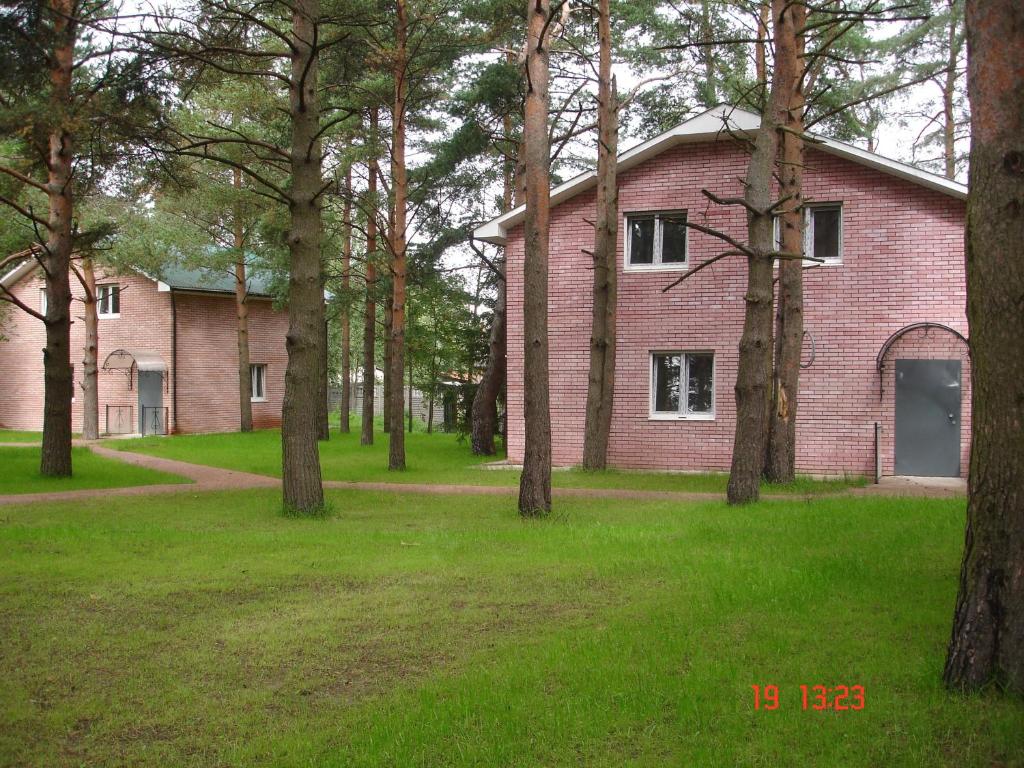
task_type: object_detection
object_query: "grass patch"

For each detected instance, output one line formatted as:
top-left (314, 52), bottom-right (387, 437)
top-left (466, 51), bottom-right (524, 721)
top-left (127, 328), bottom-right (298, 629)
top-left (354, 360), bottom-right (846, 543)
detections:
top-left (0, 446), bottom-right (188, 495)
top-left (0, 430), bottom-right (43, 443)
top-left (0, 489), bottom-right (1019, 766)
top-left (111, 419), bottom-right (867, 495)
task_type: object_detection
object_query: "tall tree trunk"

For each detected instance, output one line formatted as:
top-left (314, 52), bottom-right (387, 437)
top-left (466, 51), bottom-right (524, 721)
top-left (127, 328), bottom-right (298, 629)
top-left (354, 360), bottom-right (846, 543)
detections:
top-left (582, 0), bottom-right (618, 471)
top-left (280, 0), bottom-right (325, 513)
top-left (233, 168), bottom-right (253, 433)
top-left (726, 0), bottom-right (788, 505)
top-left (755, 2), bottom-right (769, 94)
top-left (518, 0), bottom-right (553, 515)
top-left (383, 291), bottom-right (392, 431)
top-left (319, 313), bottom-right (329, 439)
top-left (427, 344), bottom-right (436, 434)
top-left (470, 114), bottom-right (517, 456)
top-left (698, 0), bottom-right (717, 106)
top-left (407, 352), bottom-right (413, 433)
top-left (943, 0), bottom-right (1024, 694)
top-left (339, 167), bottom-right (352, 432)
top-left (765, 0), bottom-right (804, 483)
top-left (361, 119), bottom-right (379, 446)
top-left (470, 273), bottom-right (506, 454)
top-left (40, 0), bottom-right (75, 477)
top-left (388, 0), bottom-right (408, 470)
top-left (942, 0), bottom-right (962, 180)
top-left (80, 257), bottom-right (99, 441)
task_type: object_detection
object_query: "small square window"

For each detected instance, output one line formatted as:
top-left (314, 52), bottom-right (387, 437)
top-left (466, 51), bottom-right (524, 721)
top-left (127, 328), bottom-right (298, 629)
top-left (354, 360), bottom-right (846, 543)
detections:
top-left (772, 204), bottom-right (842, 265)
top-left (809, 205), bottom-right (841, 263)
top-left (626, 211), bottom-right (688, 269)
top-left (97, 284), bottom-right (120, 317)
top-left (651, 352), bottom-right (714, 419)
top-left (251, 364), bottom-right (267, 402)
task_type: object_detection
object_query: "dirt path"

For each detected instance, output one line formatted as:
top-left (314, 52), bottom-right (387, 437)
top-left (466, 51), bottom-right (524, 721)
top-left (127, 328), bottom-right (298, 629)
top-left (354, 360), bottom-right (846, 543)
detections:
top-left (0, 443), bottom-right (277, 507)
top-left (0, 442), bottom-right (966, 507)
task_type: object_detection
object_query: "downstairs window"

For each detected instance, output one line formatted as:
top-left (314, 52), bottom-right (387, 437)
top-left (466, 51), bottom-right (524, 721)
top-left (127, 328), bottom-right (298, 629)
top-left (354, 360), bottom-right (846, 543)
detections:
top-left (650, 352), bottom-right (714, 419)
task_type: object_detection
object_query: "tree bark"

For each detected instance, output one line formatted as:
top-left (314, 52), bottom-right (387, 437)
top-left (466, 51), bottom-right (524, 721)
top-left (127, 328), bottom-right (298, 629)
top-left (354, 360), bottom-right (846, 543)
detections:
top-left (755, 2), bottom-right (769, 93)
top-left (427, 343), bottom-right (436, 434)
top-left (698, 0), bottom-right (717, 106)
top-left (79, 257), bottom-right (99, 441)
top-left (726, 0), bottom-right (788, 505)
top-left (233, 168), bottom-right (253, 433)
top-left (388, 0), bottom-right (408, 470)
top-left (942, 0), bottom-right (962, 180)
top-left (40, 0), bottom-right (75, 477)
top-left (339, 167), bottom-right (352, 433)
top-left (383, 291), bottom-right (392, 432)
top-left (280, 0), bottom-right (325, 513)
top-left (470, 113), bottom-right (517, 456)
top-left (518, 0), bottom-right (553, 515)
top-left (361, 117), bottom-right (379, 446)
top-left (581, 0), bottom-right (618, 471)
top-left (765, 0), bottom-right (805, 484)
top-left (943, 0), bottom-right (1024, 694)
top-left (470, 272), bottom-right (506, 454)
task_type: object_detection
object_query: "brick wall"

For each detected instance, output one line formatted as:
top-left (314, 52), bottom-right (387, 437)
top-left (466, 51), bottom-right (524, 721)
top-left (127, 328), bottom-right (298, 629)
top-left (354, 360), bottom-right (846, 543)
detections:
top-left (174, 292), bottom-right (287, 433)
top-left (504, 141), bottom-right (969, 476)
top-left (0, 268), bottom-right (174, 434)
top-left (0, 268), bottom-right (289, 434)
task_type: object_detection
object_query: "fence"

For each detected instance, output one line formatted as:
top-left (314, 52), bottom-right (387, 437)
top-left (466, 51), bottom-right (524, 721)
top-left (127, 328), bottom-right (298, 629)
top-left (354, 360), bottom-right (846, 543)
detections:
top-left (105, 404), bottom-right (134, 435)
top-left (141, 406), bottom-right (169, 436)
top-left (329, 382), bottom-right (444, 429)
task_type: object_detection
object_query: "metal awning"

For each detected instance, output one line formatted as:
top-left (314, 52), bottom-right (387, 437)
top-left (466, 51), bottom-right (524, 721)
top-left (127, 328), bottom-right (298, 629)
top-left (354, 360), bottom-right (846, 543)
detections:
top-left (102, 349), bottom-right (167, 373)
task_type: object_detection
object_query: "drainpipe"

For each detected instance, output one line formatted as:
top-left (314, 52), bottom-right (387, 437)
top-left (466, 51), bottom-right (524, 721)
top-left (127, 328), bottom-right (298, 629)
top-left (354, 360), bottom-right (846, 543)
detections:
top-left (171, 288), bottom-right (178, 434)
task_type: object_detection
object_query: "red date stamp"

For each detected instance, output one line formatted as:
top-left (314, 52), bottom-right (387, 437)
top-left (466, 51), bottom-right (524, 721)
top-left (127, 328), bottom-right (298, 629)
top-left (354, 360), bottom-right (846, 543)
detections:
top-left (751, 684), bottom-right (865, 711)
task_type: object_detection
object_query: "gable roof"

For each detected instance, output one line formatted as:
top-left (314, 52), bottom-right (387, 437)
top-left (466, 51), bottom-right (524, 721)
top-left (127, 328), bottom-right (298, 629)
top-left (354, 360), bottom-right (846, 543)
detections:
top-left (0, 248), bottom-right (43, 289)
top-left (0, 254), bottom-right (275, 300)
top-left (473, 104), bottom-right (968, 246)
top-left (154, 264), bottom-right (275, 298)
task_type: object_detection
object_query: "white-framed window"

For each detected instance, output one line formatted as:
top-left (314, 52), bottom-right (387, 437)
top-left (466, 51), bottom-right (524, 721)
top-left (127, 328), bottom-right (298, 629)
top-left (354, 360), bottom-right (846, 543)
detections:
top-left (251, 364), bottom-right (267, 402)
top-left (773, 203), bottom-right (843, 265)
top-left (97, 284), bottom-right (121, 318)
top-left (39, 288), bottom-right (47, 315)
top-left (650, 351), bottom-right (715, 420)
top-left (625, 211), bottom-right (688, 270)
top-left (806, 203), bottom-right (842, 264)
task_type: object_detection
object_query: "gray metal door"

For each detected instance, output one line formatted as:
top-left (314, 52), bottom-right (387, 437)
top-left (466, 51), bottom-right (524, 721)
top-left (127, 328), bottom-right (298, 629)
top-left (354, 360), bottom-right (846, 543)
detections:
top-left (894, 359), bottom-right (961, 477)
top-left (138, 371), bottom-right (164, 435)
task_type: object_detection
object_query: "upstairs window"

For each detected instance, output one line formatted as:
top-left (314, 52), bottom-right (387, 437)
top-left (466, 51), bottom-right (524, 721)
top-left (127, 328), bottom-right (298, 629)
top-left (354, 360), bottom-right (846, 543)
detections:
top-left (651, 352), bottom-right (714, 419)
top-left (251, 364), bottom-right (267, 402)
top-left (97, 284), bottom-right (120, 318)
top-left (39, 288), bottom-right (47, 315)
top-left (807, 203), bottom-right (842, 263)
top-left (626, 211), bottom-right (688, 269)
top-left (772, 203), bottom-right (843, 265)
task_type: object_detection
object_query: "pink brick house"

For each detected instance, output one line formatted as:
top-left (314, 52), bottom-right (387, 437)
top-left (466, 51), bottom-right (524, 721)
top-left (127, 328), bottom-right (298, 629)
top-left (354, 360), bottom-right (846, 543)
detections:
top-left (474, 106), bottom-right (970, 478)
top-left (0, 260), bottom-right (288, 435)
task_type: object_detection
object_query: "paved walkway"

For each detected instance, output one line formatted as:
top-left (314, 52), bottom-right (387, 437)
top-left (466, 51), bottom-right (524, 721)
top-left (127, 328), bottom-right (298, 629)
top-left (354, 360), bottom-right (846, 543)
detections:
top-left (0, 440), bottom-right (967, 506)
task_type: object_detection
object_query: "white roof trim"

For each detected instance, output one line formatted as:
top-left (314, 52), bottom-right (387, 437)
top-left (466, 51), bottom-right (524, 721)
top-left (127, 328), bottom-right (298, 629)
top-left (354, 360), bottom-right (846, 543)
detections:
top-left (0, 255), bottom-right (42, 289)
top-left (473, 104), bottom-right (967, 246)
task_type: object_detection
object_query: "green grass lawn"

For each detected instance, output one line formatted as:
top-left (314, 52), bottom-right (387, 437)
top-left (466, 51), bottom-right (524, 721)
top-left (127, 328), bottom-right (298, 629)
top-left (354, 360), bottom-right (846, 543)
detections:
top-left (111, 420), bottom-right (867, 495)
top-left (0, 489), bottom-right (1020, 766)
top-left (0, 429), bottom-right (44, 443)
top-left (0, 446), bottom-right (188, 495)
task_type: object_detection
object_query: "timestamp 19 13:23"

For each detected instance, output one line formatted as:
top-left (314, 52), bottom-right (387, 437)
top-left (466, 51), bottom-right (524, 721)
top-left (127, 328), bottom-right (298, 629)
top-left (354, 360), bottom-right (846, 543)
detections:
top-left (751, 684), bottom-right (865, 711)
